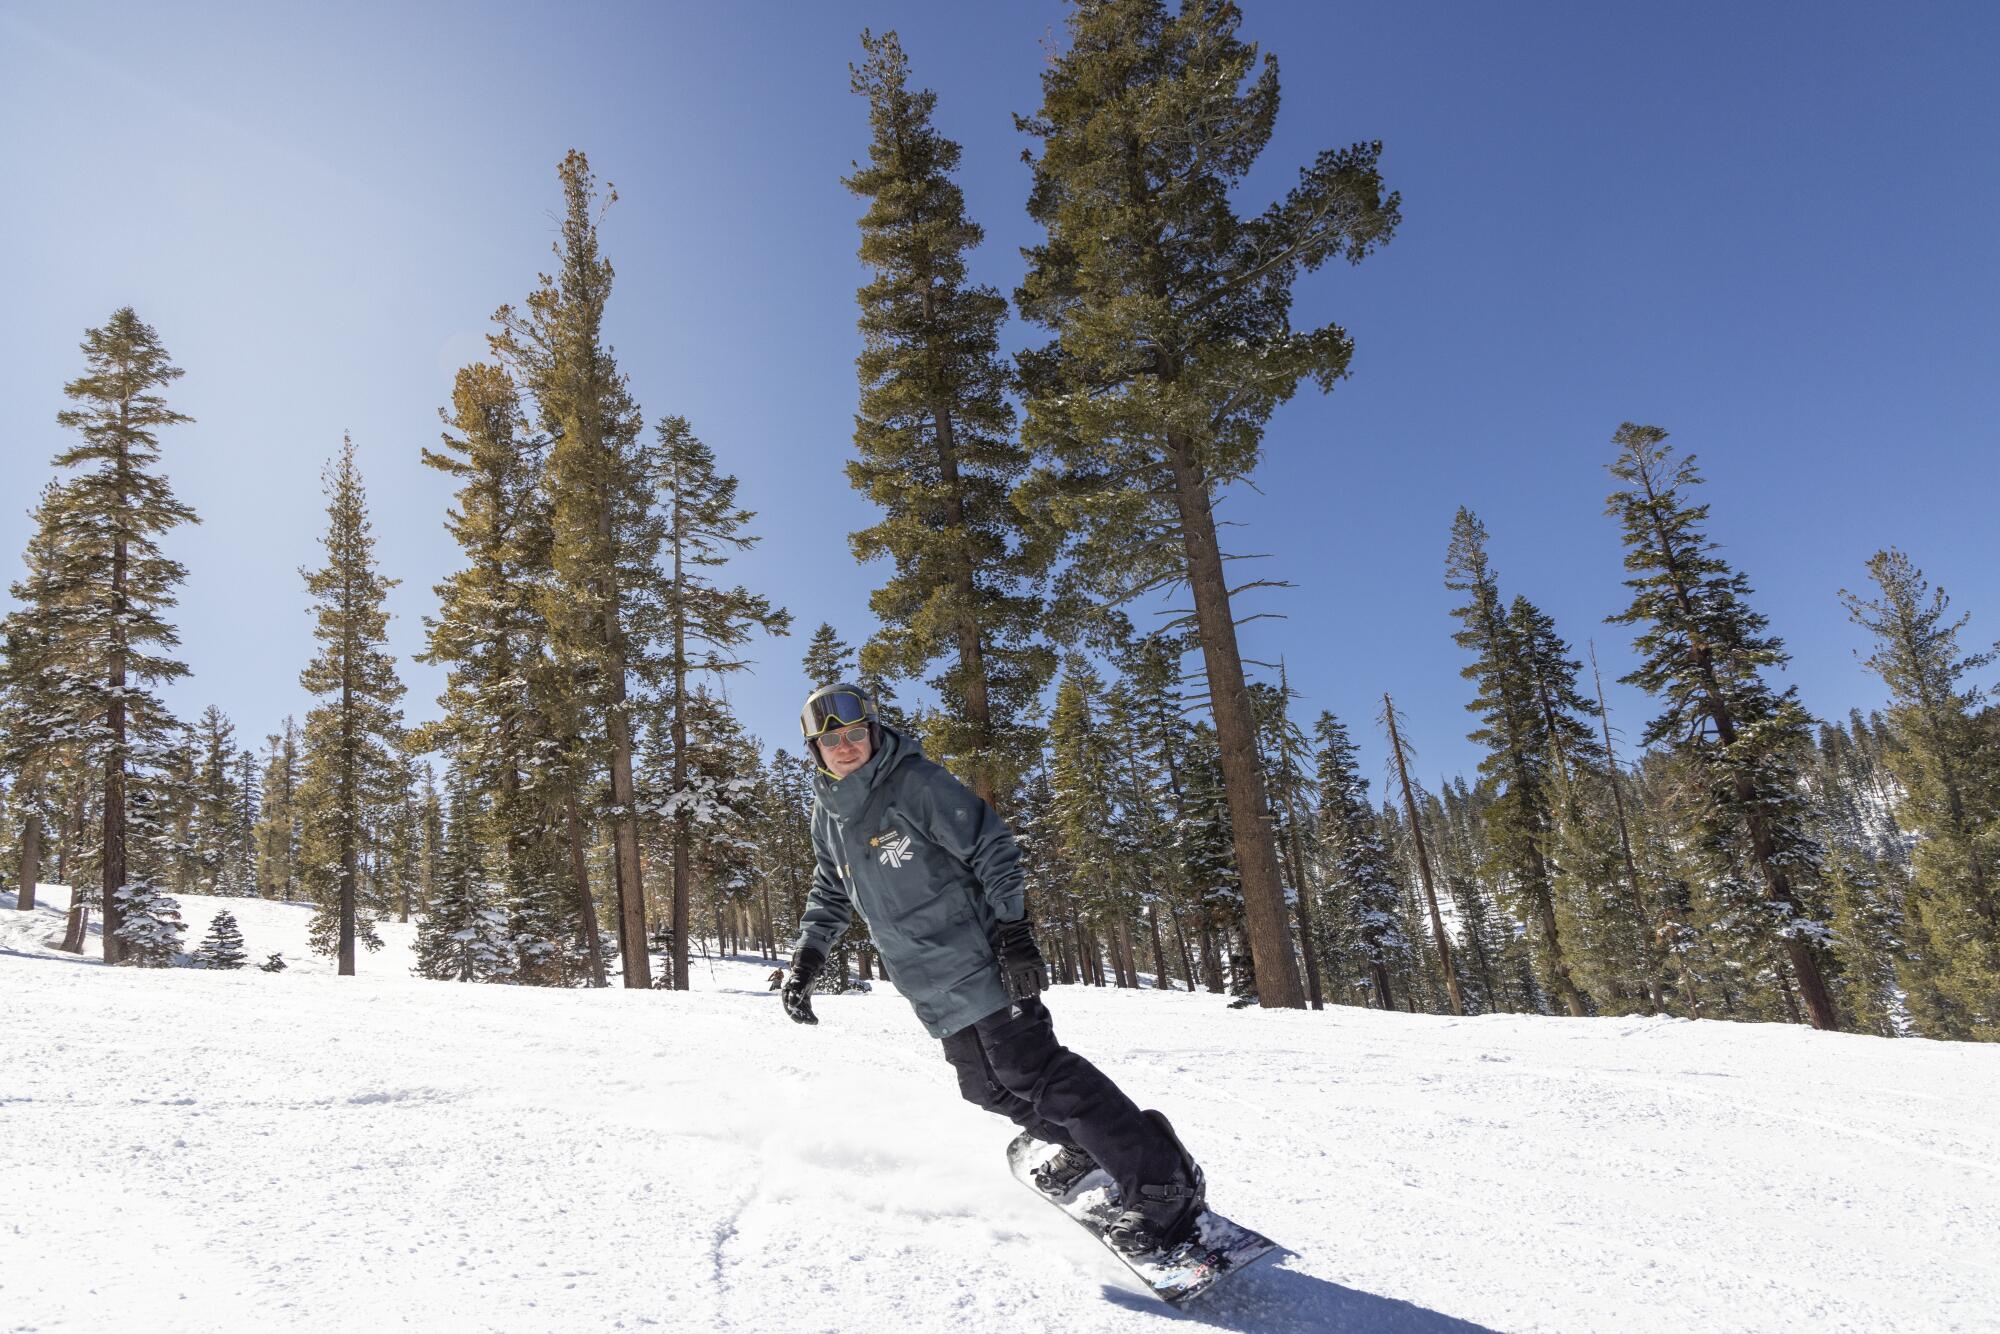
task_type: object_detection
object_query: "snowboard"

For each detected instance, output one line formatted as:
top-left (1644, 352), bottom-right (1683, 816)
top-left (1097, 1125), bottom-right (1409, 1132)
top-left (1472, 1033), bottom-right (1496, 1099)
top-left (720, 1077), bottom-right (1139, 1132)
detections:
top-left (1005, 1131), bottom-right (1279, 1307)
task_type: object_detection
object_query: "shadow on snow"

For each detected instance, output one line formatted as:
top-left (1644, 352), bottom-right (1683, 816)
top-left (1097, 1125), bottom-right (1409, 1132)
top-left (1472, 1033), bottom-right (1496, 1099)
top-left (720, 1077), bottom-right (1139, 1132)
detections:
top-left (1101, 1250), bottom-right (1502, 1333)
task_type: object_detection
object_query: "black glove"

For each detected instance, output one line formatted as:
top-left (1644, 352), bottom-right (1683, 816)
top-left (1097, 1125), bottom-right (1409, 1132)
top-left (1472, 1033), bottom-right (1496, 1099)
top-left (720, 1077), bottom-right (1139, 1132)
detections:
top-left (782, 947), bottom-right (825, 1025)
top-left (996, 917), bottom-right (1047, 1000)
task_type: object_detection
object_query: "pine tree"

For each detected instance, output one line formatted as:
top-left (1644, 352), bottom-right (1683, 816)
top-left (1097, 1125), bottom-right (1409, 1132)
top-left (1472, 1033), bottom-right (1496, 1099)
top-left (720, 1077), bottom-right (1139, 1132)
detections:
top-left (652, 417), bottom-right (789, 990)
top-left (844, 29), bottom-right (1052, 808)
top-left (185, 705), bottom-right (241, 893)
top-left (1380, 695), bottom-right (1466, 1015)
top-left (645, 686), bottom-right (766, 974)
top-left (1511, 598), bottom-right (1660, 1013)
top-left (1434, 778), bottom-right (1513, 1012)
top-left (1013, 761), bottom-right (1079, 982)
top-left (1251, 675), bottom-right (1324, 1007)
top-left (1605, 423), bottom-right (1839, 1030)
top-left (225, 748), bottom-right (260, 896)
top-left (1109, 627), bottom-right (1211, 992)
top-left (193, 909), bottom-right (248, 969)
top-left (801, 624), bottom-right (855, 687)
top-left (1841, 548), bottom-right (2000, 1036)
top-left (755, 747), bottom-right (817, 957)
top-left (415, 766), bottom-right (443, 919)
top-left (1312, 712), bottom-right (1409, 1009)
top-left (1, 485), bottom-right (89, 920)
top-left (1805, 713), bottom-right (1929, 1034)
top-left (153, 725), bottom-right (201, 893)
top-left (298, 436), bottom-right (406, 976)
top-left (111, 871), bottom-right (185, 965)
top-left (39, 309), bottom-right (199, 963)
top-left (254, 720), bottom-right (302, 899)
top-left (1102, 665), bottom-right (1183, 990)
top-left (1048, 663), bottom-right (1137, 986)
top-left (1444, 508), bottom-right (1587, 1014)
top-left (1015, 2), bottom-right (1399, 1008)
top-left (413, 763), bottom-right (513, 982)
top-left (493, 150), bottom-right (657, 989)
top-left (418, 360), bottom-right (603, 986)
top-left (1176, 724), bottom-right (1239, 995)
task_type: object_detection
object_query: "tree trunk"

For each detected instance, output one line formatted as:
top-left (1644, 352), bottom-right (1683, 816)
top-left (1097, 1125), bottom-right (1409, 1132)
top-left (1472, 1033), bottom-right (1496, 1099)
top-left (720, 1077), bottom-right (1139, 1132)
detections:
top-left (931, 395), bottom-right (998, 809)
top-left (1771, 953), bottom-right (1804, 1025)
top-left (1166, 435), bottom-right (1304, 1008)
top-left (16, 810), bottom-right (40, 912)
top-left (1371, 962), bottom-right (1395, 1012)
top-left (605, 697), bottom-right (650, 989)
top-left (1384, 695), bottom-right (1466, 1016)
top-left (1168, 914), bottom-right (1192, 991)
top-left (1198, 923), bottom-right (1223, 993)
top-left (1146, 903), bottom-right (1168, 990)
top-left (667, 520), bottom-right (693, 991)
top-left (1281, 804), bottom-right (1325, 1010)
top-left (102, 688), bottom-right (127, 960)
top-left (337, 659), bottom-right (357, 976)
top-left (565, 798), bottom-right (608, 986)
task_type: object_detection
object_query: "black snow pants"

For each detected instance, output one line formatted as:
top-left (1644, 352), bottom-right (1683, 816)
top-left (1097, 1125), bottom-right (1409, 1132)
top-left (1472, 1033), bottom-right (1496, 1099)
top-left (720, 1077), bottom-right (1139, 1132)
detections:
top-left (939, 997), bottom-right (1178, 1205)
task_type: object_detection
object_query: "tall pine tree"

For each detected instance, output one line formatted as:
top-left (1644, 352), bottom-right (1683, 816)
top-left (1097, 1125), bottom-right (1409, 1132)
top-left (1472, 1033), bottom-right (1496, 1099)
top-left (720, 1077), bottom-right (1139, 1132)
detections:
top-left (1015, 1), bottom-right (1399, 1008)
top-left (493, 150), bottom-right (659, 988)
top-left (1, 486), bottom-right (88, 919)
top-left (1841, 548), bottom-right (2000, 1037)
top-left (652, 417), bottom-right (789, 990)
top-left (43, 308), bottom-right (199, 963)
top-left (1605, 423), bottom-right (1839, 1030)
top-left (254, 719), bottom-right (302, 899)
top-left (845, 29), bottom-right (1052, 808)
top-left (1443, 508), bottom-right (1587, 1014)
top-left (298, 436), bottom-right (406, 976)
top-left (1312, 711), bottom-right (1409, 1009)
top-left (418, 360), bottom-right (605, 986)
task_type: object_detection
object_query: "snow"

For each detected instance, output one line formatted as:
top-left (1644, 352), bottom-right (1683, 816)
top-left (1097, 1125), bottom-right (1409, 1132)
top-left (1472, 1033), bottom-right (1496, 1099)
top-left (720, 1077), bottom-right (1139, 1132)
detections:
top-left (4, 887), bottom-right (1998, 1334)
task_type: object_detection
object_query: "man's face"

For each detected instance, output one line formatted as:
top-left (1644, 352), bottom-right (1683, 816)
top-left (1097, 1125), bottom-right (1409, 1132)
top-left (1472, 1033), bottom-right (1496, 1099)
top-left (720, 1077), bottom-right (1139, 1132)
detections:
top-left (818, 723), bottom-right (873, 779)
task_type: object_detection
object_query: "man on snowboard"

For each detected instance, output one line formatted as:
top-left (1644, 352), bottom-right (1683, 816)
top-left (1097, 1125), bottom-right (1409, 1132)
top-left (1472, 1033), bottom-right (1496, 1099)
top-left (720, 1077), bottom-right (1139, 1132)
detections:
top-left (780, 682), bottom-right (1206, 1254)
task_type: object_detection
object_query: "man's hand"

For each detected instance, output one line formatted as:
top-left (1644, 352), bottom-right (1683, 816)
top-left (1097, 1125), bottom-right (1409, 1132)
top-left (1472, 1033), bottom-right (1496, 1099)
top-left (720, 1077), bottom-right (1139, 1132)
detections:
top-left (996, 918), bottom-right (1047, 1000)
top-left (782, 947), bottom-right (825, 1025)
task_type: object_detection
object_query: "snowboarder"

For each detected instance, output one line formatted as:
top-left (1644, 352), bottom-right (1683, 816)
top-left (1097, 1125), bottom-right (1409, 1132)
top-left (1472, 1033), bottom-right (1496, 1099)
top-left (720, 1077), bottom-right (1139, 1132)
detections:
top-left (780, 682), bottom-right (1206, 1254)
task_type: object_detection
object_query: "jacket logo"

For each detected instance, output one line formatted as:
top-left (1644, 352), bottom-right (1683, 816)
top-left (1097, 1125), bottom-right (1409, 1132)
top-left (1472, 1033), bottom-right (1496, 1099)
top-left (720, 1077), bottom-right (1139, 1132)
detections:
top-left (874, 832), bottom-right (914, 868)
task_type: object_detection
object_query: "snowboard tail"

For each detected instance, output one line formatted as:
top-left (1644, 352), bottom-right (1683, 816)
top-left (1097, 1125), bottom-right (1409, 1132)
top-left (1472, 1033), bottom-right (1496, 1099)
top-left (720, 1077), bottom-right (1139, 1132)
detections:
top-left (1005, 1131), bottom-right (1278, 1307)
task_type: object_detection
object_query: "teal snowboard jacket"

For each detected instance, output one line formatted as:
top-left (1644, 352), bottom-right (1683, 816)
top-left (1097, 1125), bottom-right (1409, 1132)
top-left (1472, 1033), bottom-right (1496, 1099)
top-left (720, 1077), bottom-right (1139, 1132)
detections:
top-left (794, 724), bottom-right (1023, 1038)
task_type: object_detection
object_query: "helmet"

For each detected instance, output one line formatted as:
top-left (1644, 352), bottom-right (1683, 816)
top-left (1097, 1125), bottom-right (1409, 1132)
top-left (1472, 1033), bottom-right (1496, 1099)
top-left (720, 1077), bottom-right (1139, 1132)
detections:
top-left (800, 682), bottom-right (880, 752)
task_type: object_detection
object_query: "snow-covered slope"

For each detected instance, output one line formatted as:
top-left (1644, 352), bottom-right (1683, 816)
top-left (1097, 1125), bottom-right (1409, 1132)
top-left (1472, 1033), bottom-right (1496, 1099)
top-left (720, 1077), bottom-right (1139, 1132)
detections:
top-left (4, 886), bottom-right (1996, 1334)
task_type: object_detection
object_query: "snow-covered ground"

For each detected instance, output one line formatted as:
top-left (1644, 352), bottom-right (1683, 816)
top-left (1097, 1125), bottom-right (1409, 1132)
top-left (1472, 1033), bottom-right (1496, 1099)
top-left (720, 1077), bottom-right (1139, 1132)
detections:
top-left (3, 887), bottom-right (1997, 1334)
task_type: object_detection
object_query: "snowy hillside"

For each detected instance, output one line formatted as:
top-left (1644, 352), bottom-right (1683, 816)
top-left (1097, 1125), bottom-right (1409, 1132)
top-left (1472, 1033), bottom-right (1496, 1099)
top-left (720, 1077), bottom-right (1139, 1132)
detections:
top-left (4, 887), bottom-right (1997, 1334)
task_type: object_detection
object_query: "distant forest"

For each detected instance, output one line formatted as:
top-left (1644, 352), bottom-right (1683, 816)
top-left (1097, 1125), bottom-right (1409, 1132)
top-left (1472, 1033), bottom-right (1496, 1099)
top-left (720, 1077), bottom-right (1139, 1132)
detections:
top-left (4, 6), bottom-right (1994, 1041)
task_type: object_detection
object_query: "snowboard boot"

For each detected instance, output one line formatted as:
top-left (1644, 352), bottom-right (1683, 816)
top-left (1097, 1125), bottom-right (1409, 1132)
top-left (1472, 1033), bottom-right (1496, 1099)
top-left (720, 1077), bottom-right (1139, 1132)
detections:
top-left (1105, 1111), bottom-right (1205, 1255)
top-left (1029, 1142), bottom-right (1100, 1199)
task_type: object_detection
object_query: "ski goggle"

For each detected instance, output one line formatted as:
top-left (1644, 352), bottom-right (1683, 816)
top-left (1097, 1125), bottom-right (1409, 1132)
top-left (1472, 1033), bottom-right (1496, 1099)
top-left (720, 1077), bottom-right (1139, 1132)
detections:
top-left (801, 687), bottom-right (873, 740)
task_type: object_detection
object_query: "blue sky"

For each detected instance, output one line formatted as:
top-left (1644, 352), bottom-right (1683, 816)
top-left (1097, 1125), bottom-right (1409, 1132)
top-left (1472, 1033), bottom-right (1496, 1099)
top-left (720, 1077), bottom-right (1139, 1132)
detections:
top-left (3, 0), bottom-right (1996, 792)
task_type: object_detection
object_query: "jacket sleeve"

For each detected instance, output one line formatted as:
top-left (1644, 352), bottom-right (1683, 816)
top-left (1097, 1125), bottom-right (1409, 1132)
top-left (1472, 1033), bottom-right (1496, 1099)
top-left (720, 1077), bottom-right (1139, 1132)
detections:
top-left (911, 763), bottom-right (1026, 923)
top-left (795, 807), bottom-right (854, 956)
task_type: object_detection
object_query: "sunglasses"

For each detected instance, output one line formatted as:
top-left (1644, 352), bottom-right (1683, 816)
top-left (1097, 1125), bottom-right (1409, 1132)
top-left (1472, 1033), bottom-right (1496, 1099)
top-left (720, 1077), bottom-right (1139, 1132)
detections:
top-left (818, 724), bottom-right (870, 750)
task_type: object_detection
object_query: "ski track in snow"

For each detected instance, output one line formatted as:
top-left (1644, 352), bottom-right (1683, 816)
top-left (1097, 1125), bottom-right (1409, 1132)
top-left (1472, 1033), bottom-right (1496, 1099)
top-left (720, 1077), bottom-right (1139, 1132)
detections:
top-left (3, 887), bottom-right (1998, 1334)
